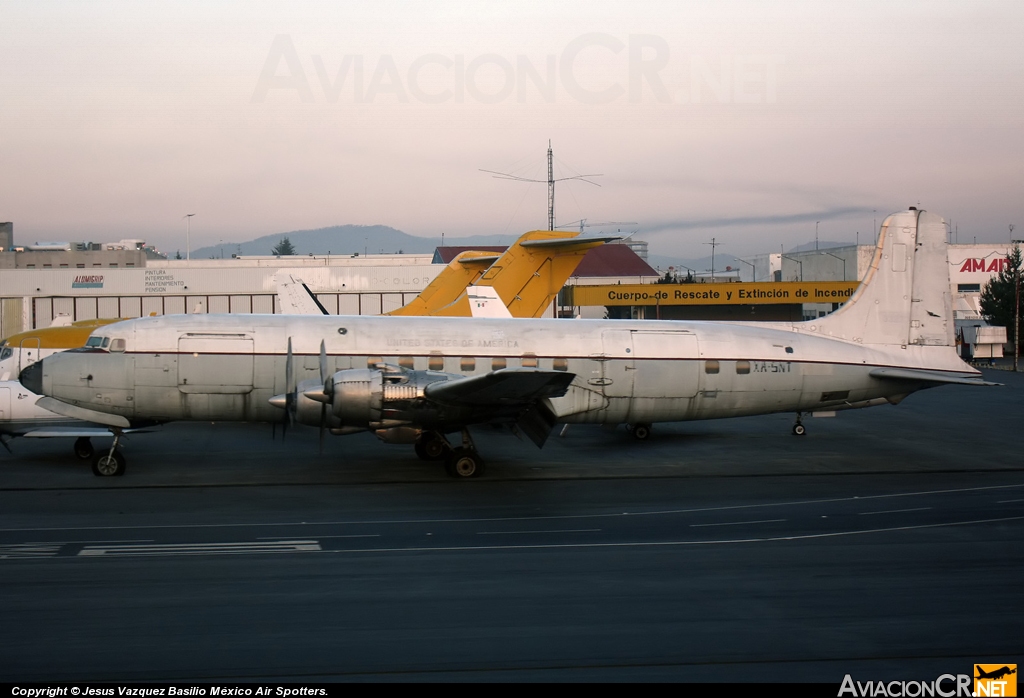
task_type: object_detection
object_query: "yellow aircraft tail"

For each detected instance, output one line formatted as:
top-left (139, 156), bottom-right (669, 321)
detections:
top-left (386, 251), bottom-right (500, 316)
top-left (428, 230), bottom-right (615, 318)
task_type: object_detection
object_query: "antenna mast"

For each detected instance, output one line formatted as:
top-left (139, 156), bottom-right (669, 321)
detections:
top-left (481, 142), bottom-right (601, 231)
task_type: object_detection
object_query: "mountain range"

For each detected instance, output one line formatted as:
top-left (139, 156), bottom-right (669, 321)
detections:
top-left (189, 223), bottom-right (855, 274)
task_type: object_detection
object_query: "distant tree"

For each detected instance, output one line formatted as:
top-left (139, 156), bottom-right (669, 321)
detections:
top-left (272, 237), bottom-right (296, 256)
top-left (980, 245), bottom-right (1023, 355)
top-left (175, 250), bottom-right (182, 260)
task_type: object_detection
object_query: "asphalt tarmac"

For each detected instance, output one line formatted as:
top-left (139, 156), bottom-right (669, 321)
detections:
top-left (1, 369), bottom-right (1021, 682)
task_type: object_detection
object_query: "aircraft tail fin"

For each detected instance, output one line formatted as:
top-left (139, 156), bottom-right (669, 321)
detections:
top-left (387, 251), bottom-right (498, 316)
top-left (275, 273), bottom-right (330, 315)
top-left (812, 209), bottom-right (955, 348)
top-left (429, 230), bottom-right (616, 318)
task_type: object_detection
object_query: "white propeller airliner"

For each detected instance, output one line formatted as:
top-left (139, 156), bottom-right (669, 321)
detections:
top-left (22, 209), bottom-right (996, 477)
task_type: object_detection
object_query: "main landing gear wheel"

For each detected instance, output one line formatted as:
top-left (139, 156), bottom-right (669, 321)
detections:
top-left (792, 415), bottom-right (806, 436)
top-left (445, 448), bottom-right (485, 479)
top-left (74, 437), bottom-right (94, 460)
top-left (92, 450), bottom-right (126, 477)
top-left (631, 423), bottom-right (652, 441)
top-left (414, 433), bottom-right (449, 461)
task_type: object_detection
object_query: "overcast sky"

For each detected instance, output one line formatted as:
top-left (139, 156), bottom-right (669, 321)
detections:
top-left (2, 1), bottom-right (1022, 258)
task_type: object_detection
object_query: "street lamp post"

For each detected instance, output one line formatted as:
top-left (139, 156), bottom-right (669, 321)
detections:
top-left (184, 214), bottom-right (195, 262)
top-left (737, 258), bottom-right (756, 282)
top-left (780, 254), bottom-right (803, 282)
top-left (820, 251), bottom-right (847, 281)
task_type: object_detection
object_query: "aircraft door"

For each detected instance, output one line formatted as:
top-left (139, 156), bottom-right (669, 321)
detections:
top-left (18, 338), bottom-right (41, 374)
top-left (177, 334), bottom-right (254, 394)
top-left (595, 329), bottom-right (634, 398)
top-left (630, 331), bottom-right (699, 398)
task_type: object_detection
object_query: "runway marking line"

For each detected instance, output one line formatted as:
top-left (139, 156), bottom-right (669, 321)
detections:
top-left (857, 507), bottom-right (932, 516)
top-left (1, 482), bottom-right (1021, 535)
top-left (475, 528), bottom-right (601, 535)
top-left (689, 519), bottom-right (786, 527)
top-left (77, 540), bottom-right (321, 557)
top-left (316, 515), bottom-right (1024, 555)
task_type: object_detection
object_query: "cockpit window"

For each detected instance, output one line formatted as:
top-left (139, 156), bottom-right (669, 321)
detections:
top-left (109, 338), bottom-right (125, 353)
top-left (86, 336), bottom-right (105, 348)
top-left (0, 347), bottom-right (12, 361)
top-left (102, 337), bottom-right (110, 348)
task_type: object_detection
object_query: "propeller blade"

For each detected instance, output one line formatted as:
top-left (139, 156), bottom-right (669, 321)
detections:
top-left (283, 337), bottom-right (295, 437)
top-left (319, 340), bottom-right (328, 385)
top-left (319, 402), bottom-right (327, 455)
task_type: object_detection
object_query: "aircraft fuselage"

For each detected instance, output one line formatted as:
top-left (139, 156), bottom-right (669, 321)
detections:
top-left (27, 313), bottom-right (974, 428)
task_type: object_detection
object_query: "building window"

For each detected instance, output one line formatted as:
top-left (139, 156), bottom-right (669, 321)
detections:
top-left (399, 356), bottom-right (415, 369)
top-left (705, 360), bottom-right (719, 374)
top-left (957, 283), bottom-right (981, 293)
top-left (521, 353), bottom-right (538, 368)
top-left (736, 360), bottom-right (750, 375)
top-left (109, 263), bottom-right (118, 267)
top-left (367, 356), bottom-right (382, 368)
top-left (59, 263), bottom-right (68, 268)
top-left (460, 357), bottom-right (475, 372)
top-left (492, 357), bottom-right (507, 370)
top-left (76, 264), bottom-right (85, 268)
top-left (429, 353), bottom-right (444, 371)
top-left (126, 263), bottom-right (135, 267)
top-left (553, 358), bottom-right (568, 371)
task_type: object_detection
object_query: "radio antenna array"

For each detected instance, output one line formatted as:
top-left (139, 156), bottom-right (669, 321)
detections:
top-left (481, 141), bottom-right (602, 231)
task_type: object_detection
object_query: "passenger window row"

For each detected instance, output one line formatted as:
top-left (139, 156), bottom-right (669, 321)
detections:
top-left (368, 355), bottom-right (570, 372)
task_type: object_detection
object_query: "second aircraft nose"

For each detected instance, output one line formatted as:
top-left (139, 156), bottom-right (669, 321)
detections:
top-left (19, 361), bottom-right (42, 394)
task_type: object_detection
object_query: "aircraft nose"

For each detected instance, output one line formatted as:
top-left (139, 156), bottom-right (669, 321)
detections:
top-left (19, 361), bottom-right (42, 394)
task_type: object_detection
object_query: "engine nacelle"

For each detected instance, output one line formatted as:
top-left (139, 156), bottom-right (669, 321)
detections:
top-left (327, 366), bottom-right (455, 428)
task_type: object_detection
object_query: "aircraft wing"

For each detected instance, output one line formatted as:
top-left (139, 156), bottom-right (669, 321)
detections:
top-left (425, 368), bottom-right (576, 447)
top-left (869, 367), bottom-right (1002, 386)
top-left (425, 368), bottom-right (575, 406)
top-left (21, 427), bottom-right (153, 438)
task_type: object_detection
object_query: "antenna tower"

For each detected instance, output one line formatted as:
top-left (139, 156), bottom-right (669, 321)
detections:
top-left (481, 141), bottom-right (601, 231)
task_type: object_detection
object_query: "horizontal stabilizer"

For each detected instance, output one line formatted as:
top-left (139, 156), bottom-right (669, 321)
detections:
top-left (869, 367), bottom-right (1001, 387)
top-left (35, 397), bottom-right (131, 428)
top-left (425, 368), bottom-right (575, 406)
top-left (520, 236), bottom-right (620, 248)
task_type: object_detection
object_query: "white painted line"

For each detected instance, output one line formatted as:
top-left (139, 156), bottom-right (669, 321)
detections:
top-left (77, 540), bottom-right (321, 557)
top-left (689, 519), bottom-right (786, 528)
top-left (858, 507), bottom-right (932, 516)
top-left (0, 544), bottom-right (61, 559)
top-left (475, 529), bottom-right (601, 535)
top-left (319, 515), bottom-right (1024, 555)
top-left (3, 483), bottom-right (1022, 534)
top-left (20, 539), bottom-right (154, 545)
top-left (258, 534), bottom-right (379, 540)
top-left (997, 499), bottom-right (1024, 504)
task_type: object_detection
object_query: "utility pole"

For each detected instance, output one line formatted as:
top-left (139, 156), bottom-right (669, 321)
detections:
top-left (705, 237), bottom-right (720, 282)
top-left (184, 214), bottom-right (195, 262)
top-left (815, 221), bottom-right (819, 251)
top-left (547, 141), bottom-right (554, 231)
